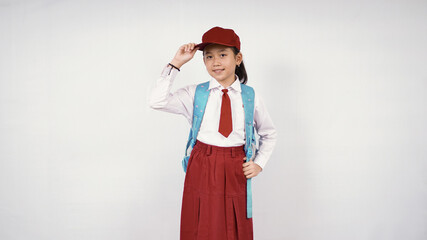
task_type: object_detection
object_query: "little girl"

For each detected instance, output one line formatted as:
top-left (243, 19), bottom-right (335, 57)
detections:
top-left (149, 26), bottom-right (277, 240)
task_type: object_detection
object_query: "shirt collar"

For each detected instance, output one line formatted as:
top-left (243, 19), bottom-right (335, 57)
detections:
top-left (208, 74), bottom-right (242, 92)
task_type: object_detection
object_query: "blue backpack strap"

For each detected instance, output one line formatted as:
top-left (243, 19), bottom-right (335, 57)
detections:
top-left (241, 83), bottom-right (256, 219)
top-left (182, 81), bottom-right (210, 172)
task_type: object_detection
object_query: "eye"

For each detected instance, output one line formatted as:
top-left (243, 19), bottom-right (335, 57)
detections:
top-left (206, 56), bottom-right (212, 59)
top-left (221, 54), bottom-right (226, 57)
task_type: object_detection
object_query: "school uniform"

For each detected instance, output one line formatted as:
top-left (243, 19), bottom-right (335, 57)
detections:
top-left (149, 64), bottom-right (277, 240)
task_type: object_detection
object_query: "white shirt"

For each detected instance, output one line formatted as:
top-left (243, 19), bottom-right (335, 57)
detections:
top-left (149, 63), bottom-right (277, 170)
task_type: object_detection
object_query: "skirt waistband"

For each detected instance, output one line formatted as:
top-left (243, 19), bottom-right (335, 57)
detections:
top-left (194, 140), bottom-right (245, 157)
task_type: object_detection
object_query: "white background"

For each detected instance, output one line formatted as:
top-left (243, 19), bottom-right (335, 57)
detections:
top-left (0, 0), bottom-right (426, 239)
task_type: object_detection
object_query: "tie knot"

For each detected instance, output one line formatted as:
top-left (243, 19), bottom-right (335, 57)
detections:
top-left (222, 89), bottom-right (228, 93)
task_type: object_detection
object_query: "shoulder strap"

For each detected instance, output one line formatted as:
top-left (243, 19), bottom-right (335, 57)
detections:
top-left (240, 83), bottom-right (256, 157)
top-left (240, 83), bottom-right (256, 219)
top-left (182, 81), bottom-right (210, 172)
top-left (192, 81), bottom-right (210, 140)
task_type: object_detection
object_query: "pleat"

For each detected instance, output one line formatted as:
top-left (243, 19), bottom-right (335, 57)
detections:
top-left (195, 196), bottom-right (200, 237)
top-left (233, 196), bottom-right (254, 240)
top-left (233, 197), bottom-right (242, 240)
top-left (226, 197), bottom-right (238, 240)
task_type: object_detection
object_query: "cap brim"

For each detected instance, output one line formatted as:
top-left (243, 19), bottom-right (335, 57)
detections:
top-left (195, 42), bottom-right (237, 51)
top-left (195, 42), bottom-right (211, 51)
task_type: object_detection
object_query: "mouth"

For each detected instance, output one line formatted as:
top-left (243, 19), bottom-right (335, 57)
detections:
top-left (213, 69), bottom-right (224, 74)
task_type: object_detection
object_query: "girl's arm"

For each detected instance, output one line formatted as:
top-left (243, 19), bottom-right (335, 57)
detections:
top-left (149, 64), bottom-right (195, 123)
top-left (148, 43), bottom-right (199, 124)
top-left (252, 93), bottom-right (278, 170)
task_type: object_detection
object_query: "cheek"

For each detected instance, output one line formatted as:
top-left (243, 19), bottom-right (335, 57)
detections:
top-left (203, 60), bottom-right (211, 68)
top-left (226, 57), bottom-right (236, 65)
top-left (226, 61), bottom-right (236, 69)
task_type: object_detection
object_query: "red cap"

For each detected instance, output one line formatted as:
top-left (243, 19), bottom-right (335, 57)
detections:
top-left (195, 26), bottom-right (241, 51)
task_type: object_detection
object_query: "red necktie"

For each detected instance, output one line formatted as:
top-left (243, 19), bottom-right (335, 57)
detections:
top-left (219, 89), bottom-right (232, 137)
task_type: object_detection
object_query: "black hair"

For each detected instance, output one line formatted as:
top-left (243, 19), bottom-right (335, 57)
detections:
top-left (231, 47), bottom-right (248, 84)
top-left (202, 46), bottom-right (248, 84)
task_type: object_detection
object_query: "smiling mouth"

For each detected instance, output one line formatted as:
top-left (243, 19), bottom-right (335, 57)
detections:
top-left (213, 69), bottom-right (224, 73)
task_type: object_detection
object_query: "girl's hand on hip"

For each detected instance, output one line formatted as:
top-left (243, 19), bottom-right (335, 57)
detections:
top-left (242, 157), bottom-right (262, 179)
top-left (170, 43), bottom-right (199, 69)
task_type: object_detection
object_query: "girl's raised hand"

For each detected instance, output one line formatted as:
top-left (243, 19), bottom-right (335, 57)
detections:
top-left (170, 43), bottom-right (199, 69)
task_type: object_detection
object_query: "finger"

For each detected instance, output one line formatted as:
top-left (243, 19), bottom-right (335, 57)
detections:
top-left (179, 45), bottom-right (184, 53)
top-left (244, 163), bottom-right (253, 168)
top-left (243, 161), bottom-right (252, 167)
top-left (249, 171), bottom-right (257, 178)
top-left (244, 168), bottom-right (253, 175)
top-left (244, 166), bottom-right (254, 173)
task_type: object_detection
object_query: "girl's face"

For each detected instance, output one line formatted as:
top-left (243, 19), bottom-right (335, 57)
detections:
top-left (203, 44), bottom-right (242, 87)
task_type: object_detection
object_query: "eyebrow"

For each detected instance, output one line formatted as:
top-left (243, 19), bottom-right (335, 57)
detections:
top-left (205, 49), bottom-right (227, 54)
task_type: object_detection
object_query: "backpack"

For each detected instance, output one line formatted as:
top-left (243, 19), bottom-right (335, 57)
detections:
top-left (181, 81), bottom-right (257, 219)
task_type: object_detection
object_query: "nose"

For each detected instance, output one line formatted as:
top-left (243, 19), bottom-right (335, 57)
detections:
top-left (213, 56), bottom-right (221, 66)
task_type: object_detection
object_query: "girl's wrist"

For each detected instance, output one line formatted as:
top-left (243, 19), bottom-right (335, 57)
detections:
top-left (170, 59), bottom-right (184, 69)
top-left (168, 62), bottom-right (181, 71)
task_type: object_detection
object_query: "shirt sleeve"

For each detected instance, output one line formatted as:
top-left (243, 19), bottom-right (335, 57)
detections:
top-left (148, 63), bottom-right (196, 124)
top-left (252, 92), bottom-right (278, 170)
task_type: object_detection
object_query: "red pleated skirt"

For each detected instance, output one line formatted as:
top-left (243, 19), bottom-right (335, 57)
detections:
top-left (180, 140), bottom-right (254, 240)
